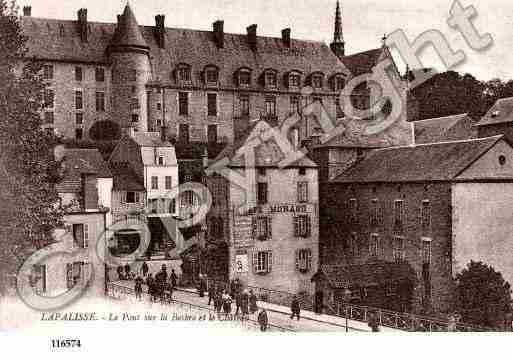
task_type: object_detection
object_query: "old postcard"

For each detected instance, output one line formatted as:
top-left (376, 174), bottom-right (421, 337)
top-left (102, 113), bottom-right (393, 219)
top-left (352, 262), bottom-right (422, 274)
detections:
top-left (0, 0), bottom-right (512, 356)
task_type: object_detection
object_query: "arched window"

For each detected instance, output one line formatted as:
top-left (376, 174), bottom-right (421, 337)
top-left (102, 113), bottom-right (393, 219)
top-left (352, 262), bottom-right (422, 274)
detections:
top-left (236, 67), bottom-right (252, 87)
top-left (288, 71), bottom-right (302, 89)
top-left (309, 72), bottom-right (324, 89)
top-left (204, 65), bottom-right (219, 85)
top-left (176, 63), bottom-right (192, 83)
top-left (332, 74), bottom-right (346, 91)
top-left (264, 69), bottom-right (278, 89)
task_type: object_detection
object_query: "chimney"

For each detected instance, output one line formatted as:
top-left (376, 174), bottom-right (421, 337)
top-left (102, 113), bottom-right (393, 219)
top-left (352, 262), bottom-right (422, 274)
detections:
top-left (246, 24), bottom-right (257, 50)
top-left (282, 28), bottom-right (291, 47)
top-left (23, 6), bottom-right (31, 16)
top-left (154, 14), bottom-right (165, 48)
top-left (213, 20), bottom-right (224, 48)
top-left (82, 174), bottom-right (99, 211)
top-left (77, 8), bottom-right (88, 43)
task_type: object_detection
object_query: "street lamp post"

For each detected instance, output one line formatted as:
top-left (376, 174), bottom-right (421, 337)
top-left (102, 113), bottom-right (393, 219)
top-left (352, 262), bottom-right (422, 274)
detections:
top-left (343, 286), bottom-right (352, 332)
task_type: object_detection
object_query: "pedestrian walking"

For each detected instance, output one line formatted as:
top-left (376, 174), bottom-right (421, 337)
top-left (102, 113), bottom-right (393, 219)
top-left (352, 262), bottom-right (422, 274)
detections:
top-left (134, 275), bottom-right (143, 300)
top-left (235, 291), bottom-right (242, 316)
top-left (208, 283), bottom-right (216, 306)
top-left (222, 291), bottom-right (232, 316)
top-left (291, 295), bottom-right (301, 321)
top-left (258, 309), bottom-right (268, 332)
top-left (141, 261), bottom-right (149, 277)
top-left (170, 269), bottom-right (177, 288)
top-left (249, 289), bottom-right (258, 314)
top-left (215, 290), bottom-right (222, 313)
top-left (241, 289), bottom-right (249, 320)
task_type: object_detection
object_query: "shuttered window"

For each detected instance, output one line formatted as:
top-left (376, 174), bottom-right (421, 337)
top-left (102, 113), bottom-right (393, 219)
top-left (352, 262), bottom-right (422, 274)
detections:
top-left (295, 249), bottom-right (312, 272)
top-left (294, 215), bottom-right (311, 238)
top-left (252, 216), bottom-right (272, 240)
top-left (72, 224), bottom-right (88, 249)
top-left (297, 182), bottom-right (308, 203)
top-left (252, 251), bottom-right (272, 273)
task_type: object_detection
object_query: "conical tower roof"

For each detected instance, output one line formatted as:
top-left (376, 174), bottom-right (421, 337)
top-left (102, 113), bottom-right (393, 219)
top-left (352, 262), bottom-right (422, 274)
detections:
top-left (110, 4), bottom-right (148, 51)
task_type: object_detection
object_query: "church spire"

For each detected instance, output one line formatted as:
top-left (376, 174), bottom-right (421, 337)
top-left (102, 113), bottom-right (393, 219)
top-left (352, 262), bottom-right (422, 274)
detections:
top-left (330, 1), bottom-right (345, 59)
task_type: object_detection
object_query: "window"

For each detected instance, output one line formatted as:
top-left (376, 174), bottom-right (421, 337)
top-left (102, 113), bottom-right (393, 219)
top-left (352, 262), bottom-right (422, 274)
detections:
top-left (349, 232), bottom-right (358, 256)
top-left (72, 224), bottom-right (89, 249)
top-left (240, 95), bottom-right (250, 116)
top-left (43, 89), bottom-right (54, 109)
top-left (421, 239), bottom-right (431, 264)
top-left (290, 96), bottom-right (300, 114)
top-left (182, 190), bottom-right (194, 206)
top-left (335, 76), bottom-right (346, 91)
top-left (45, 127), bottom-right (55, 136)
top-left (149, 198), bottom-right (159, 213)
top-left (43, 111), bottom-right (54, 124)
top-left (95, 67), bottom-right (105, 82)
top-left (294, 215), bottom-right (311, 238)
top-left (265, 95), bottom-right (276, 117)
top-left (75, 128), bottom-right (83, 140)
top-left (265, 71), bottom-right (277, 88)
top-left (369, 233), bottom-right (379, 257)
top-left (96, 91), bottom-right (105, 112)
top-left (31, 264), bottom-right (46, 293)
top-left (128, 69), bottom-right (137, 82)
top-left (130, 97), bottom-right (140, 111)
top-left (335, 97), bottom-right (344, 117)
top-left (239, 70), bottom-right (251, 86)
top-left (296, 249), bottom-right (312, 272)
top-left (179, 124), bottom-right (190, 143)
top-left (297, 182), bottom-right (308, 203)
top-left (66, 262), bottom-right (86, 289)
top-left (75, 66), bottom-right (83, 82)
top-left (126, 191), bottom-right (140, 204)
top-left (178, 92), bottom-right (189, 116)
top-left (258, 168), bottom-right (266, 177)
top-left (177, 65), bottom-right (191, 82)
top-left (394, 200), bottom-right (404, 229)
top-left (299, 168), bottom-right (306, 176)
top-left (289, 73), bottom-right (301, 88)
top-left (370, 199), bottom-right (383, 226)
top-left (208, 124), bottom-right (218, 144)
top-left (75, 112), bottom-right (83, 125)
top-left (151, 176), bottom-right (158, 190)
top-left (312, 74), bottom-right (323, 89)
top-left (43, 64), bottom-right (54, 80)
top-left (386, 283), bottom-right (396, 297)
top-left (253, 251), bottom-right (272, 274)
top-left (253, 216), bottom-right (272, 240)
top-left (207, 93), bottom-right (217, 116)
top-left (393, 236), bottom-right (405, 261)
top-left (421, 200), bottom-right (431, 231)
top-left (349, 198), bottom-right (358, 223)
top-left (156, 103), bottom-right (162, 111)
top-left (205, 67), bottom-right (218, 84)
top-left (131, 114), bottom-right (139, 123)
top-left (75, 90), bottom-right (83, 110)
top-left (257, 182), bottom-right (268, 205)
top-left (165, 176), bottom-right (172, 190)
top-left (158, 156), bottom-right (165, 166)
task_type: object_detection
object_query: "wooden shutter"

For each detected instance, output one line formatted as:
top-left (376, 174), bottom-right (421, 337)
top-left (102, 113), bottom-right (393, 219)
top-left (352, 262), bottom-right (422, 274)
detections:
top-left (295, 250), bottom-right (300, 271)
top-left (378, 201), bottom-right (384, 226)
top-left (267, 217), bottom-right (272, 239)
top-left (267, 251), bottom-right (273, 273)
top-left (252, 251), bottom-right (258, 273)
top-left (307, 249), bottom-right (313, 271)
top-left (306, 216), bottom-right (312, 237)
top-left (252, 217), bottom-right (257, 239)
top-left (83, 224), bottom-right (89, 249)
top-left (66, 263), bottom-right (73, 289)
top-left (294, 216), bottom-right (299, 237)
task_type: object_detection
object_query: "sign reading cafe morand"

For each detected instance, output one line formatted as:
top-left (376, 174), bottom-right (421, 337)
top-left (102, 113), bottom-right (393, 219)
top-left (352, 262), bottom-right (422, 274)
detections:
top-left (235, 204), bottom-right (310, 216)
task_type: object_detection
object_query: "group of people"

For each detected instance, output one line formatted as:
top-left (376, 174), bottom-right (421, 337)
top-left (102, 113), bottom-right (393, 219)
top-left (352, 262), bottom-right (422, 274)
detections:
top-left (133, 262), bottom-right (178, 303)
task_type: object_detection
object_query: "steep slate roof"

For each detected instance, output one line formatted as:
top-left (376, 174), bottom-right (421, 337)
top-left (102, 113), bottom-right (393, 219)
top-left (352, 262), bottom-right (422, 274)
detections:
top-left (20, 11), bottom-right (349, 85)
top-left (57, 148), bottom-right (112, 192)
top-left (332, 135), bottom-right (504, 183)
top-left (476, 97), bottom-right (513, 126)
top-left (312, 261), bottom-right (417, 288)
top-left (110, 5), bottom-right (148, 50)
top-left (109, 162), bottom-right (145, 191)
top-left (340, 48), bottom-right (383, 77)
top-left (214, 120), bottom-right (317, 168)
top-left (413, 113), bottom-right (475, 144)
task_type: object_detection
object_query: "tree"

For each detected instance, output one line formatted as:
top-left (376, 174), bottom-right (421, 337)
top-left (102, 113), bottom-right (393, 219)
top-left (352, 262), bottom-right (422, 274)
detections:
top-left (454, 261), bottom-right (512, 329)
top-left (0, 0), bottom-right (63, 295)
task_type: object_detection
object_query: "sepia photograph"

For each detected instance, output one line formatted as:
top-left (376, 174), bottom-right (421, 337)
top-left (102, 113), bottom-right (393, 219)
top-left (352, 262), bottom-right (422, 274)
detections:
top-left (0, 0), bottom-right (512, 356)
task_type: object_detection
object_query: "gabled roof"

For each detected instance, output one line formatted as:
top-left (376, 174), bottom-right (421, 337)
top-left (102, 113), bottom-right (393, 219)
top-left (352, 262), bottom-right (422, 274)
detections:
top-left (213, 120), bottom-right (317, 168)
top-left (476, 97), bottom-right (513, 126)
top-left (132, 132), bottom-right (173, 147)
top-left (414, 113), bottom-right (475, 144)
top-left (340, 48), bottom-right (383, 77)
top-left (312, 261), bottom-right (417, 289)
top-left (332, 135), bottom-right (504, 183)
top-left (20, 15), bottom-right (348, 86)
top-left (110, 4), bottom-right (148, 50)
top-left (109, 162), bottom-right (145, 191)
top-left (57, 148), bottom-right (112, 192)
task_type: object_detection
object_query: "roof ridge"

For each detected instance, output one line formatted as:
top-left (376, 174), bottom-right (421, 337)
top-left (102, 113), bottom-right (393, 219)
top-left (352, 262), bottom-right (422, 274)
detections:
top-left (415, 113), bottom-right (468, 123)
top-left (375, 134), bottom-right (502, 151)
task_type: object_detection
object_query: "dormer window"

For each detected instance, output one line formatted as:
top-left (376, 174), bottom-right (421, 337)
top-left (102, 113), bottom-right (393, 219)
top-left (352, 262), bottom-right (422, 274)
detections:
top-left (237, 68), bottom-right (252, 87)
top-left (264, 70), bottom-right (277, 89)
top-left (288, 72), bottom-right (301, 89)
top-left (311, 73), bottom-right (324, 89)
top-left (204, 66), bottom-right (219, 86)
top-left (176, 64), bottom-right (192, 83)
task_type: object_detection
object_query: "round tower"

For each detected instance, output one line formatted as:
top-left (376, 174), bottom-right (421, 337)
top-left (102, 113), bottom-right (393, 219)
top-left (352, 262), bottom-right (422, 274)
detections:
top-left (107, 4), bottom-right (151, 133)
